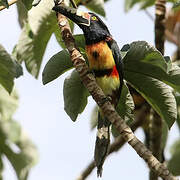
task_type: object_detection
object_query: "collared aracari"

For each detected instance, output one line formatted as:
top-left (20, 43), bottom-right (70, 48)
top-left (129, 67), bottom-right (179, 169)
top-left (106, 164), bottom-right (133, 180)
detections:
top-left (53, 5), bottom-right (124, 176)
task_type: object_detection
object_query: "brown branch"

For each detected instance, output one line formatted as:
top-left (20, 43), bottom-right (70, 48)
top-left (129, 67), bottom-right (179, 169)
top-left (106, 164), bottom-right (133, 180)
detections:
top-left (0, 0), bottom-right (18, 11)
top-left (55, 5), bottom-right (178, 180)
top-left (155, 0), bottom-right (166, 54)
top-left (77, 105), bottom-right (150, 180)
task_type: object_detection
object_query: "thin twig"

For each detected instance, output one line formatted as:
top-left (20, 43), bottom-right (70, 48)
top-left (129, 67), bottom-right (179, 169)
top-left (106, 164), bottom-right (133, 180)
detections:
top-left (0, 0), bottom-right (18, 11)
top-left (55, 4), bottom-right (178, 180)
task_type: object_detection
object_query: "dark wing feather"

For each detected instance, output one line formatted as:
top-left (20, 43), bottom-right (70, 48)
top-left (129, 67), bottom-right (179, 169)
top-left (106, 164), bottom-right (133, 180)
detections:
top-left (106, 38), bottom-right (124, 98)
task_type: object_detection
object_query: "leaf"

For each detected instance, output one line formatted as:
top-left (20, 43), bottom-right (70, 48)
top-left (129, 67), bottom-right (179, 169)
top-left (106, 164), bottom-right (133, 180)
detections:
top-left (123, 41), bottom-right (167, 74)
top-left (125, 72), bottom-right (177, 128)
top-left (140, 0), bottom-right (155, 9)
top-left (112, 83), bottom-right (134, 137)
top-left (42, 50), bottom-right (73, 85)
top-left (0, 86), bottom-right (19, 121)
top-left (0, 120), bottom-right (21, 143)
top-left (168, 139), bottom-right (180, 175)
top-left (63, 70), bottom-right (89, 121)
top-left (175, 93), bottom-right (180, 130)
top-left (85, 0), bottom-right (105, 17)
top-left (16, 0), bottom-right (28, 28)
top-left (0, 45), bottom-right (23, 93)
top-left (123, 41), bottom-right (180, 93)
top-left (21, 0), bottom-right (33, 10)
top-left (15, 0), bottom-right (58, 78)
top-left (55, 33), bottom-right (85, 50)
top-left (0, 119), bottom-right (38, 180)
top-left (2, 140), bottom-right (38, 180)
top-left (120, 44), bottom-right (130, 59)
top-left (74, 34), bottom-right (85, 50)
top-left (163, 65), bottom-right (180, 93)
top-left (124, 0), bottom-right (178, 11)
top-left (116, 83), bottom-right (134, 122)
top-left (0, 0), bottom-right (9, 8)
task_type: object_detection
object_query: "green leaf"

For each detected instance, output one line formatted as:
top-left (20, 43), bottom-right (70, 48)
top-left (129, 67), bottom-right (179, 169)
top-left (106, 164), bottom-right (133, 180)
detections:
top-left (123, 41), bottom-right (167, 74)
top-left (74, 34), bottom-right (85, 50)
top-left (125, 72), bottom-right (177, 128)
top-left (0, 45), bottom-right (23, 93)
top-left (85, 0), bottom-right (105, 17)
top-left (168, 139), bottom-right (180, 175)
top-left (163, 65), bottom-right (180, 93)
top-left (0, 86), bottom-right (19, 121)
top-left (140, 0), bottom-right (155, 9)
top-left (120, 44), bottom-right (130, 59)
top-left (0, 119), bottom-right (38, 180)
top-left (123, 41), bottom-right (180, 93)
top-left (175, 93), bottom-right (180, 130)
top-left (116, 83), bottom-right (134, 122)
top-left (0, 0), bottom-right (9, 8)
top-left (15, 0), bottom-right (58, 78)
top-left (21, 0), bottom-right (33, 10)
top-left (63, 70), bottom-right (89, 121)
top-left (42, 50), bottom-right (73, 85)
top-left (16, 0), bottom-right (28, 28)
top-left (112, 83), bottom-right (134, 137)
top-left (55, 33), bottom-right (85, 50)
top-left (2, 140), bottom-right (38, 180)
top-left (0, 120), bottom-right (21, 143)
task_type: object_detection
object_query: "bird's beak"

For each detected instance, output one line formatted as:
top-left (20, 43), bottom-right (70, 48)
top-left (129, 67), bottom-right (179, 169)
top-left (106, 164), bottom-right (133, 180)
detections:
top-left (52, 5), bottom-right (91, 26)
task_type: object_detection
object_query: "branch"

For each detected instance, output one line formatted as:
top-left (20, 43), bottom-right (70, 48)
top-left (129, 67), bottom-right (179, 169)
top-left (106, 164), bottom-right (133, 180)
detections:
top-left (155, 0), bottom-right (166, 54)
top-left (77, 105), bottom-right (150, 180)
top-left (55, 5), bottom-right (178, 180)
top-left (0, 0), bottom-right (18, 11)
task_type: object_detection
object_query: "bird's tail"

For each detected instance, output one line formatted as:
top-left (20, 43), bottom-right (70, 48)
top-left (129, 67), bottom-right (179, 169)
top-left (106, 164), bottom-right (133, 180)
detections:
top-left (94, 111), bottom-right (111, 177)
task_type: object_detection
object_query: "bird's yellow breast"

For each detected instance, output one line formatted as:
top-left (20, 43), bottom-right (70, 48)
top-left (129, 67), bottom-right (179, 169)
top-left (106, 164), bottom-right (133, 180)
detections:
top-left (85, 41), bottom-right (115, 70)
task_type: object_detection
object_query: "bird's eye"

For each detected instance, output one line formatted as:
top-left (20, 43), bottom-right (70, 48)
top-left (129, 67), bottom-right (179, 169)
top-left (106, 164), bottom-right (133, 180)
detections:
top-left (91, 16), bottom-right (97, 21)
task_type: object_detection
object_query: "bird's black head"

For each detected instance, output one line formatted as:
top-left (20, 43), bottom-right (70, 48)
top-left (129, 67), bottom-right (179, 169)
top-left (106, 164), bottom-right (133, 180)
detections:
top-left (53, 5), bottom-right (111, 45)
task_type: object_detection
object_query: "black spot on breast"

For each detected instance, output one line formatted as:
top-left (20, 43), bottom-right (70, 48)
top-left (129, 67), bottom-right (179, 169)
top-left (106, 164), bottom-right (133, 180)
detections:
top-left (92, 51), bottom-right (99, 59)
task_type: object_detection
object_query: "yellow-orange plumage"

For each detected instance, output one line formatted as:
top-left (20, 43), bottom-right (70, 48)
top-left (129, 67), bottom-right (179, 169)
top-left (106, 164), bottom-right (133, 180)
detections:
top-left (85, 41), bottom-right (116, 70)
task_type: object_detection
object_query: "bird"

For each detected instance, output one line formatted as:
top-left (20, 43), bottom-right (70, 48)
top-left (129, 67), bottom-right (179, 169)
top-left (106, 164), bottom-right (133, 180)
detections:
top-left (53, 4), bottom-right (124, 177)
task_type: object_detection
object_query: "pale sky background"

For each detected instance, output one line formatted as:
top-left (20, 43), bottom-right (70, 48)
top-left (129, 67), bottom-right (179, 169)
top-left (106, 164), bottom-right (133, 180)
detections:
top-left (0, 1), bottom-right (180, 180)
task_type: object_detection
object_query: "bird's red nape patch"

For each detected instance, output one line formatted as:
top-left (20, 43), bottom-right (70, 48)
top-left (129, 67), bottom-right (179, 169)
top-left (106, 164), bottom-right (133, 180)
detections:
top-left (111, 66), bottom-right (119, 78)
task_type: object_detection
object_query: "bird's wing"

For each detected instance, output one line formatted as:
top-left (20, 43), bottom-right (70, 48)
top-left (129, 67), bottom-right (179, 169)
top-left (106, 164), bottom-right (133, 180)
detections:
top-left (106, 37), bottom-right (124, 97)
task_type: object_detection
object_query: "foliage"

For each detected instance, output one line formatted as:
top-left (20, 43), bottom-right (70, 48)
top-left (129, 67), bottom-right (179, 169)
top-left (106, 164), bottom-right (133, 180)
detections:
top-left (0, 45), bottom-right (23, 93)
top-left (124, 0), bottom-right (180, 11)
top-left (0, 86), bottom-right (38, 180)
top-left (1, 0), bottom-right (180, 179)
